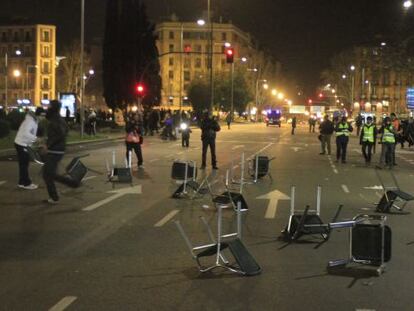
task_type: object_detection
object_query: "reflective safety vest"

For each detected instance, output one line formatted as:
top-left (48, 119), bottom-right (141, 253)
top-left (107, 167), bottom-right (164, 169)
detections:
top-left (382, 126), bottom-right (395, 143)
top-left (336, 123), bottom-right (350, 136)
top-left (362, 124), bottom-right (375, 143)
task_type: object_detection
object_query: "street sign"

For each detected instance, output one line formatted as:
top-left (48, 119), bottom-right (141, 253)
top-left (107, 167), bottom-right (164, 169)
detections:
top-left (257, 189), bottom-right (290, 219)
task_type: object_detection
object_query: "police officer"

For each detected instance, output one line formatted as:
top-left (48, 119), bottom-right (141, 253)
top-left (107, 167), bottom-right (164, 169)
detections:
top-left (378, 117), bottom-right (396, 169)
top-left (335, 116), bottom-right (353, 163)
top-left (200, 112), bottom-right (220, 170)
top-left (359, 116), bottom-right (377, 165)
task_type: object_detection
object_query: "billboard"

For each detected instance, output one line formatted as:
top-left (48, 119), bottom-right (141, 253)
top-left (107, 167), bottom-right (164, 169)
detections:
top-left (407, 88), bottom-right (414, 110)
top-left (289, 105), bottom-right (306, 114)
top-left (59, 93), bottom-right (77, 118)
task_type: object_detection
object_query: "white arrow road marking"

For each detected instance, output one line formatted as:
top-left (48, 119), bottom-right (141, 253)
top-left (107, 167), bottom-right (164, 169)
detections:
top-left (232, 145), bottom-right (245, 150)
top-left (257, 190), bottom-right (290, 219)
top-left (0, 181), bottom-right (6, 186)
top-left (363, 185), bottom-right (384, 190)
top-left (155, 209), bottom-right (180, 227)
top-left (48, 296), bottom-right (77, 311)
top-left (82, 185), bottom-right (142, 212)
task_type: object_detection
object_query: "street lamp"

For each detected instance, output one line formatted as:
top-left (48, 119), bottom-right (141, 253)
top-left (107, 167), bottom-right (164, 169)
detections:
top-left (350, 65), bottom-right (355, 71)
top-left (197, 19), bottom-right (206, 26)
top-left (80, 0), bottom-right (85, 137)
top-left (404, 0), bottom-right (412, 9)
top-left (13, 69), bottom-right (21, 78)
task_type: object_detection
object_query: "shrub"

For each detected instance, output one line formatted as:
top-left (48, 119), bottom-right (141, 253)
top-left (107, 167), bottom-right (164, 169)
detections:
top-left (6, 110), bottom-right (25, 130)
top-left (0, 120), bottom-right (10, 138)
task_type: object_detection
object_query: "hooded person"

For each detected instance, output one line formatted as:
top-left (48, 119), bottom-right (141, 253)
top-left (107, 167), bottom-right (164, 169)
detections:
top-left (42, 100), bottom-right (77, 204)
top-left (14, 108), bottom-right (43, 189)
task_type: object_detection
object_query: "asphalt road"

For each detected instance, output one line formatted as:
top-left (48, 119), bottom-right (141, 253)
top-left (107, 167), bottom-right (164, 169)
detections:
top-left (1, 123), bottom-right (414, 311)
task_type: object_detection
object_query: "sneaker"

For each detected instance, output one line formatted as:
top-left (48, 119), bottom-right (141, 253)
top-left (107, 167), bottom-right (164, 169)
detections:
top-left (18, 183), bottom-right (38, 190)
top-left (47, 198), bottom-right (59, 204)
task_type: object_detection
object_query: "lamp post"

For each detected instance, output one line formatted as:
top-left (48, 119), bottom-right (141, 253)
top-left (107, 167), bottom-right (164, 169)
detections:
top-left (3, 49), bottom-right (22, 111)
top-left (80, 0), bottom-right (85, 137)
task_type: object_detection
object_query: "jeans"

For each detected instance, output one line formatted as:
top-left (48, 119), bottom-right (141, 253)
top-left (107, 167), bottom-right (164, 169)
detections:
top-left (15, 143), bottom-right (32, 186)
top-left (380, 143), bottom-right (395, 167)
top-left (202, 139), bottom-right (217, 167)
top-left (320, 134), bottom-right (331, 154)
top-left (336, 136), bottom-right (349, 162)
top-left (126, 142), bottom-right (143, 166)
top-left (362, 142), bottom-right (374, 163)
top-left (43, 153), bottom-right (77, 201)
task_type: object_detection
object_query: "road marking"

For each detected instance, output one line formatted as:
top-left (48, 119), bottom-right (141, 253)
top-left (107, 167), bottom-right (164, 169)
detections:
top-left (333, 168), bottom-right (338, 174)
top-left (232, 145), bottom-right (245, 150)
top-left (341, 184), bottom-right (350, 193)
top-left (177, 152), bottom-right (184, 155)
top-left (248, 143), bottom-right (274, 160)
top-left (83, 185), bottom-right (142, 212)
top-left (257, 190), bottom-right (290, 219)
top-left (291, 147), bottom-right (302, 152)
top-left (82, 176), bottom-right (96, 181)
top-left (0, 181), bottom-right (6, 186)
top-left (353, 148), bottom-right (362, 154)
top-left (48, 296), bottom-right (77, 311)
top-left (375, 192), bottom-right (382, 198)
top-left (154, 209), bottom-right (180, 227)
top-left (363, 185), bottom-right (383, 190)
top-left (149, 158), bottom-right (159, 163)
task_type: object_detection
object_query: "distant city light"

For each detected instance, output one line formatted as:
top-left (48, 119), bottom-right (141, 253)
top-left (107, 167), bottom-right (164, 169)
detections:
top-left (241, 57), bottom-right (248, 62)
top-left (263, 83), bottom-right (269, 90)
top-left (272, 89), bottom-right (278, 96)
top-left (350, 65), bottom-right (355, 71)
top-left (277, 93), bottom-right (284, 100)
top-left (13, 69), bottom-right (21, 77)
top-left (342, 74), bottom-right (347, 79)
top-left (381, 42), bottom-right (387, 46)
top-left (404, 0), bottom-right (412, 9)
top-left (224, 42), bottom-right (231, 47)
top-left (197, 19), bottom-right (206, 26)
top-left (88, 69), bottom-right (95, 75)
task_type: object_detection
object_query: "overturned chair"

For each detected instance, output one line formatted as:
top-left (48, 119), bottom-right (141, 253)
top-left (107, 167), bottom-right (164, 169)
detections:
top-left (171, 160), bottom-right (207, 198)
top-left (106, 150), bottom-right (133, 185)
top-left (281, 185), bottom-right (342, 242)
top-left (327, 214), bottom-right (391, 276)
top-left (175, 202), bottom-right (261, 276)
top-left (375, 169), bottom-right (414, 213)
top-left (248, 155), bottom-right (275, 183)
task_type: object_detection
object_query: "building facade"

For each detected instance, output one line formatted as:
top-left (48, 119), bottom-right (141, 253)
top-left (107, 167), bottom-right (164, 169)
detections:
top-left (0, 24), bottom-right (56, 108)
top-left (155, 19), bottom-right (259, 109)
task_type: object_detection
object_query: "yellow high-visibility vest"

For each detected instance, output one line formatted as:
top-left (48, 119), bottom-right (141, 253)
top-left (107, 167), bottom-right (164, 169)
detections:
top-left (362, 125), bottom-right (375, 143)
top-left (382, 126), bottom-right (395, 143)
top-left (336, 123), bottom-right (350, 136)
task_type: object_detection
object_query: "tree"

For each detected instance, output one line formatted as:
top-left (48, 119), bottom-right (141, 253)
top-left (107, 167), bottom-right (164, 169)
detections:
top-left (187, 79), bottom-right (210, 114)
top-left (56, 40), bottom-right (90, 94)
top-left (213, 69), bottom-right (253, 114)
top-left (102, 0), bottom-right (161, 115)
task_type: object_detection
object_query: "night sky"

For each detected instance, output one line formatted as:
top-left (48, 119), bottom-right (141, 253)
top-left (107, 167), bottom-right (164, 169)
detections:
top-left (0, 0), bottom-right (411, 94)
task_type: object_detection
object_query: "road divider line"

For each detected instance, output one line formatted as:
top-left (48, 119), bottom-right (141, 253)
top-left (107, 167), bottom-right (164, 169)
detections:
top-left (82, 176), bottom-right (96, 181)
top-left (149, 159), bottom-right (159, 163)
top-left (154, 210), bottom-right (180, 227)
top-left (232, 145), bottom-right (245, 150)
top-left (48, 296), bottom-right (77, 311)
top-left (341, 184), bottom-right (350, 193)
top-left (83, 185), bottom-right (142, 212)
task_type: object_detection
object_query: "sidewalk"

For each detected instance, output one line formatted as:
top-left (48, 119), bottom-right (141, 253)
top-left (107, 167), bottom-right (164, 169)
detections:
top-left (0, 130), bottom-right (124, 157)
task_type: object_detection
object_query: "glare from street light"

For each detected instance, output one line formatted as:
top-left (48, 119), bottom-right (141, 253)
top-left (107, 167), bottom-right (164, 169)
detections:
top-left (277, 93), bottom-right (284, 100)
top-left (350, 65), bottom-right (355, 71)
top-left (89, 69), bottom-right (95, 75)
top-left (224, 42), bottom-right (231, 47)
top-left (331, 89), bottom-right (336, 93)
top-left (342, 74), bottom-right (347, 79)
top-left (15, 50), bottom-right (22, 56)
top-left (404, 0), bottom-right (412, 9)
top-left (263, 83), bottom-right (269, 90)
top-left (271, 89), bottom-right (278, 96)
top-left (197, 19), bottom-right (206, 26)
top-left (287, 100), bottom-right (292, 105)
top-left (241, 57), bottom-right (247, 62)
top-left (381, 42), bottom-right (387, 46)
top-left (13, 69), bottom-right (21, 77)
top-left (365, 80), bottom-right (370, 84)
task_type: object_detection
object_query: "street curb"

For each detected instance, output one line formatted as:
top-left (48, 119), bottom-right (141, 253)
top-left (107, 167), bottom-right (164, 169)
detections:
top-left (0, 136), bottom-right (124, 157)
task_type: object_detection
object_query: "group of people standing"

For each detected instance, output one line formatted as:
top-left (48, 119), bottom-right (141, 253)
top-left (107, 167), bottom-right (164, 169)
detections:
top-left (318, 113), bottom-right (406, 168)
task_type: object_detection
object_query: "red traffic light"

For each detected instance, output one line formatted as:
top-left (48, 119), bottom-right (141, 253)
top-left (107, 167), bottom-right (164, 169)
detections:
top-left (225, 48), bottom-right (234, 63)
top-left (136, 84), bottom-right (145, 95)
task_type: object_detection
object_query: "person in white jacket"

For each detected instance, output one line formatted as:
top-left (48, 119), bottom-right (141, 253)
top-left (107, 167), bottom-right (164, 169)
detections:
top-left (14, 108), bottom-right (42, 189)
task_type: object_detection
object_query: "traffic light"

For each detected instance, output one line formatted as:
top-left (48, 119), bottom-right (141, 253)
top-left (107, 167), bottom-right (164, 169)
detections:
top-left (136, 83), bottom-right (145, 96)
top-left (225, 47), bottom-right (234, 63)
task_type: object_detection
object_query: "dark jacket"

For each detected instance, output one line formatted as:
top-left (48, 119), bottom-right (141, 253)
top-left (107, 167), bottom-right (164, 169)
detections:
top-left (201, 117), bottom-right (220, 141)
top-left (46, 115), bottom-right (68, 154)
top-left (319, 119), bottom-right (334, 135)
